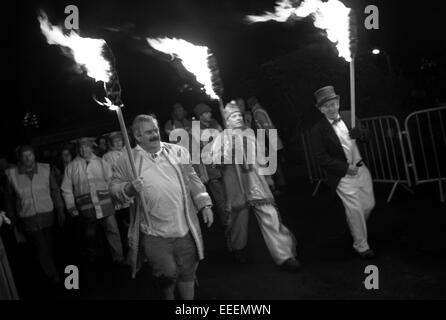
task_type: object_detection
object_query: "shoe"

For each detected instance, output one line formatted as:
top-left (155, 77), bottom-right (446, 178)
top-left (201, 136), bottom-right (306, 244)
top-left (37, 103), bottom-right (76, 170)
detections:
top-left (280, 257), bottom-right (301, 272)
top-left (358, 249), bottom-right (375, 259)
top-left (232, 250), bottom-right (249, 264)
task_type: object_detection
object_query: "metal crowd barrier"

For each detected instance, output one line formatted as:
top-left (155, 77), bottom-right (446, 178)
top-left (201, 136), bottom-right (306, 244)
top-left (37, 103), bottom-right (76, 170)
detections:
top-left (359, 115), bottom-right (413, 202)
top-left (301, 115), bottom-right (413, 202)
top-left (404, 106), bottom-right (446, 202)
top-left (301, 130), bottom-right (327, 196)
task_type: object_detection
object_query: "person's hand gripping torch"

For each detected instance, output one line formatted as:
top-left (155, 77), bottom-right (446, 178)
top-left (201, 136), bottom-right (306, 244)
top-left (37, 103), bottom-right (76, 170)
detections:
top-left (93, 48), bottom-right (150, 218)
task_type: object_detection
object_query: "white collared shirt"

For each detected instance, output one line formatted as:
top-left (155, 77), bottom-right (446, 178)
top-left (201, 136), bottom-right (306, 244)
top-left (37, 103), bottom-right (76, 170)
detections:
top-left (134, 145), bottom-right (189, 237)
top-left (328, 116), bottom-right (362, 165)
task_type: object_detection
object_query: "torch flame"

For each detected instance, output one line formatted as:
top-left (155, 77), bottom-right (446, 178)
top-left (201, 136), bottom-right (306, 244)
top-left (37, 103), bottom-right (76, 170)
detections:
top-left (245, 0), bottom-right (296, 23)
top-left (92, 96), bottom-right (120, 110)
top-left (246, 0), bottom-right (352, 62)
top-left (146, 37), bottom-right (219, 99)
top-left (38, 11), bottom-right (112, 83)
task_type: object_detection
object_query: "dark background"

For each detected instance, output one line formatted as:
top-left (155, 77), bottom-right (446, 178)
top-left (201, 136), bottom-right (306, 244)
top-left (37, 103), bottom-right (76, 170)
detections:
top-left (4, 0), bottom-right (445, 160)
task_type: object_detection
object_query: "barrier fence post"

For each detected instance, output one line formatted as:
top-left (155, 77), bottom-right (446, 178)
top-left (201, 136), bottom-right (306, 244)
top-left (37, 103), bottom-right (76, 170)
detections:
top-left (359, 115), bottom-right (412, 202)
top-left (404, 106), bottom-right (446, 202)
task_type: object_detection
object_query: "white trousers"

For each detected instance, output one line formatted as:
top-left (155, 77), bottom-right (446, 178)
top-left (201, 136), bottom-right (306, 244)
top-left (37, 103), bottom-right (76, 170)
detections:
top-left (336, 165), bottom-right (375, 253)
top-left (228, 204), bottom-right (297, 265)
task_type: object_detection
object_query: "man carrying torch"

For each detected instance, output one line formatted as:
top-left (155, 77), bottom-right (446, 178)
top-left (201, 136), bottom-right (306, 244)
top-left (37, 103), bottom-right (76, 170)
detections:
top-left (110, 114), bottom-right (214, 300)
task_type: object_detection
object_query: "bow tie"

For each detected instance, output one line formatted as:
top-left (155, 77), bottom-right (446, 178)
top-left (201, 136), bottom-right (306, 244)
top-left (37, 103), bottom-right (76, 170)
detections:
top-left (331, 117), bottom-right (342, 125)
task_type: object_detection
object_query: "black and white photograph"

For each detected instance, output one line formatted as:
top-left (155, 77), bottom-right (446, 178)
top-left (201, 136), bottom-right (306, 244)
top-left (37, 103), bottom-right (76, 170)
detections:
top-left (1, 0), bottom-right (445, 309)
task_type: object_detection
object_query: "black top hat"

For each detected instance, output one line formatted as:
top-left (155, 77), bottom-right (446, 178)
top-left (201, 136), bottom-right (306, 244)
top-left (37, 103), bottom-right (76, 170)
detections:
top-left (314, 86), bottom-right (340, 108)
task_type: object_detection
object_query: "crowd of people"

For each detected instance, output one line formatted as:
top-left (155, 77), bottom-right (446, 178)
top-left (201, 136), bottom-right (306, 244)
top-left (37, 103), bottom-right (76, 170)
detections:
top-left (0, 88), bottom-right (376, 300)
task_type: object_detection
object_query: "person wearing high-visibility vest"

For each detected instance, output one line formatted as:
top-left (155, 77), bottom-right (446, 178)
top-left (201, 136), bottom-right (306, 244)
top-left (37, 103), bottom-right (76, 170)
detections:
top-left (5, 145), bottom-right (64, 283)
top-left (61, 137), bottom-right (125, 265)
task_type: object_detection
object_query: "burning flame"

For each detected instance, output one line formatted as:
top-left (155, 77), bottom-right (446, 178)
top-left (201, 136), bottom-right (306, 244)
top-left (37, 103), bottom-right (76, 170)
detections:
top-left (92, 96), bottom-right (120, 110)
top-left (147, 37), bottom-right (219, 99)
top-left (38, 11), bottom-right (112, 83)
top-left (246, 0), bottom-right (352, 62)
top-left (246, 0), bottom-right (296, 23)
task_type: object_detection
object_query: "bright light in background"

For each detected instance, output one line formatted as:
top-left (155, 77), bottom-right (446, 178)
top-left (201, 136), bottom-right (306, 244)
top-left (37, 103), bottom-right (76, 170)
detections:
top-left (372, 49), bottom-right (380, 55)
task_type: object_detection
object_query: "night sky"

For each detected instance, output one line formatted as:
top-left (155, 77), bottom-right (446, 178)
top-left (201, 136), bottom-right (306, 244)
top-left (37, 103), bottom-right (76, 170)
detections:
top-left (4, 0), bottom-right (445, 158)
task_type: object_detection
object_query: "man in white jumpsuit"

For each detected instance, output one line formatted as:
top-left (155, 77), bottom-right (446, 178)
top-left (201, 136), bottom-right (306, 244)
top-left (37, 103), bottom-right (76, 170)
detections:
top-left (310, 86), bottom-right (375, 259)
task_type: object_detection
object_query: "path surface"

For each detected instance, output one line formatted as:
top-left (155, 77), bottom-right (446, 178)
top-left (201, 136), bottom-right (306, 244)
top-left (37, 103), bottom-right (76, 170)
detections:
top-left (5, 178), bottom-right (446, 300)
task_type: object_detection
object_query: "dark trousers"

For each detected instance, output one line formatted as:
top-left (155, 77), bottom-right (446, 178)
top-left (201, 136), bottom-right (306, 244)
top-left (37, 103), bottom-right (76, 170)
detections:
top-left (207, 179), bottom-right (229, 228)
top-left (81, 215), bottom-right (124, 263)
top-left (207, 178), bottom-right (233, 250)
top-left (26, 227), bottom-right (58, 281)
top-left (115, 207), bottom-right (130, 257)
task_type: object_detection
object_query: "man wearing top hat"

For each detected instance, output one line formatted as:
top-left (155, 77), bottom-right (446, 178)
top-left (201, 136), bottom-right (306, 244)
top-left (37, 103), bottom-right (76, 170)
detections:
top-left (61, 137), bottom-right (125, 265)
top-left (310, 86), bottom-right (375, 259)
top-left (206, 101), bottom-right (300, 271)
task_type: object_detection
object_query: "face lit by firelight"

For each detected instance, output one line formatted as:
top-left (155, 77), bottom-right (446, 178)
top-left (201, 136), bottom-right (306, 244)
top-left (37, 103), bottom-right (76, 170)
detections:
top-left (227, 112), bottom-right (245, 129)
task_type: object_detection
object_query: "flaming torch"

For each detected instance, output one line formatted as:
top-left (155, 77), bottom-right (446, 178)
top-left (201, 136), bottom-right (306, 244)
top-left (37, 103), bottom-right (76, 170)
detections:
top-left (38, 11), bottom-right (149, 214)
top-left (146, 37), bottom-right (246, 194)
top-left (246, 0), bottom-right (358, 127)
top-left (146, 38), bottom-right (225, 116)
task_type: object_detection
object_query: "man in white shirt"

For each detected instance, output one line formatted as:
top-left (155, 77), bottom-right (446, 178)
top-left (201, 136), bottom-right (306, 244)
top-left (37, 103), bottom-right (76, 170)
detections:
top-left (310, 86), bottom-right (375, 259)
top-left (111, 115), bottom-right (214, 300)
